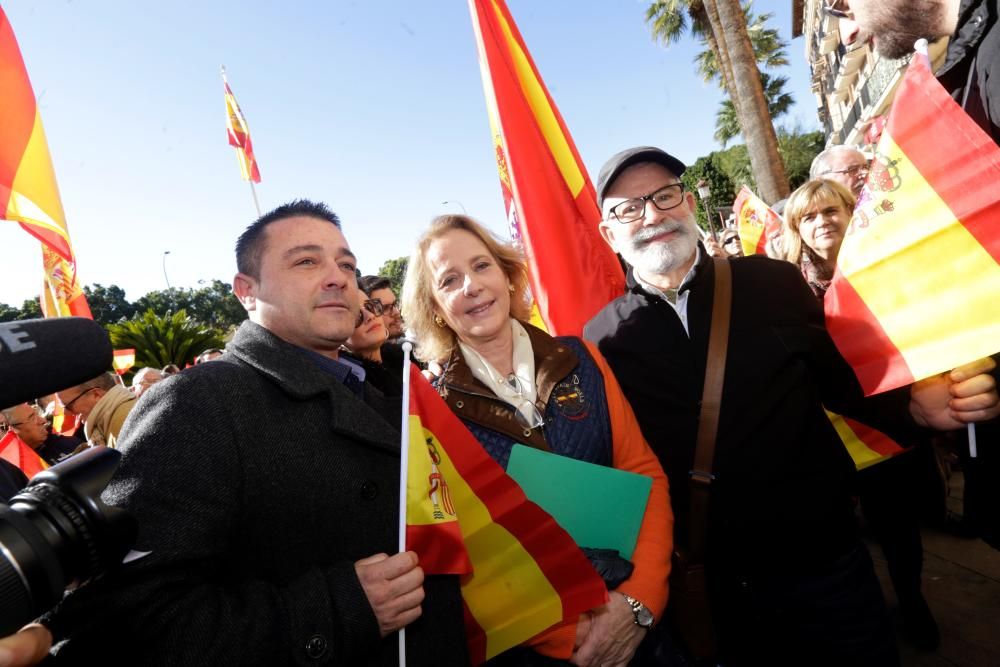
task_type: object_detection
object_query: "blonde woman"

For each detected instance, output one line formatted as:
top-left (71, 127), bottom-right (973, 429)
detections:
top-left (402, 214), bottom-right (673, 666)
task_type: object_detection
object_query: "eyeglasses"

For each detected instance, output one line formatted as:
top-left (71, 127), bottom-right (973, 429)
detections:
top-left (824, 163), bottom-right (868, 177)
top-left (608, 183), bottom-right (686, 224)
top-left (62, 387), bottom-right (97, 412)
top-left (822, 0), bottom-right (852, 20)
top-left (723, 237), bottom-right (741, 246)
top-left (8, 409), bottom-right (45, 428)
top-left (362, 299), bottom-right (385, 316)
top-left (381, 301), bottom-right (401, 315)
top-left (505, 374), bottom-right (545, 430)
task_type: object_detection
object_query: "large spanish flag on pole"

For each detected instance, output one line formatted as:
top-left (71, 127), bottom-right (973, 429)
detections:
top-left (0, 7), bottom-right (91, 319)
top-left (733, 185), bottom-right (782, 256)
top-left (401, 361), bottom-right (606, 664)
top-left (825, 48), bottom-right (1000, 395)
top-left (221, 68), bottom-right (261, 184)
top-left (468, 0), bottom-right (625, 336)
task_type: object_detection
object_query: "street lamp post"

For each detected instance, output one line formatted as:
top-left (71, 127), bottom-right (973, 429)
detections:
top-left (441, 200), bottom-right (468, 214)
top-left (695, 179), bottom-right (717, 242)
top-left (162, 251), bottom-right (172, 290)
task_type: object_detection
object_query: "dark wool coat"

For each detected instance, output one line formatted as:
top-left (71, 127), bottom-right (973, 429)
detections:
top-left (584, 253), bottom-right (922, 571)
top-left (46, 321), bottom-right (468, 667)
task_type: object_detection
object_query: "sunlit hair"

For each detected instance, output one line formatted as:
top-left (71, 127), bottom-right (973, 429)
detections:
top-left (402, 214), bottom-right (531, 363)
top-left (782, 179), bottom-right (856, 265)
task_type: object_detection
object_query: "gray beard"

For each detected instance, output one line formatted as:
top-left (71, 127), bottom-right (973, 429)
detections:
top-left (619, 221), bottom-right (698, 277)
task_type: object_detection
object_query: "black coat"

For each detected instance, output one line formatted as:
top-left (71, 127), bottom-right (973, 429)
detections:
top-left (938, 0), bottom-right (1000, 142)
top-left (46, 321), bottom-right (468, 667)
top-left (584, 253), bottom-right (920, 571)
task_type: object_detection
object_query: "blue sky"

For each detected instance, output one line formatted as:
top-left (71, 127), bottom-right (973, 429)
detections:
top-left (0, 0), bottom-right (816, 306)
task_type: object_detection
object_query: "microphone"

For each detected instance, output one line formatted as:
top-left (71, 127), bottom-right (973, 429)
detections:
top-left (0, 318), bottom-right (113, 408)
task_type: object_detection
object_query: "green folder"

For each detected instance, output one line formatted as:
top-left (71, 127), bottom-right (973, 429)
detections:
top-left (506, 444), bottom-right (653, 560)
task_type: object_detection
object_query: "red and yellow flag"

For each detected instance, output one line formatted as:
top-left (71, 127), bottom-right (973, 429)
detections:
top-left (0, 7), bottom-right (91, 319)
top-left (469, 0), bottom-right (625, 336)
top-left (0, 429), bottom-right (47, 479)
top-left (826, 411), bottom-right (906, 470)
top-left (112, 349), bottom-right (136, 376)
top-left (223, 75), bottom-right (261, 183)
top-left (406, 364), bottom-right (607, 663)
top-left (733, 185), bottom-right (782, 256)
top-left (825, 53), bottom-right (1000, 395)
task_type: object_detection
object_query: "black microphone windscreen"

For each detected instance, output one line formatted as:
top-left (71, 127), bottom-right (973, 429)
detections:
top-left (0, 318), bottom-right (113, 408)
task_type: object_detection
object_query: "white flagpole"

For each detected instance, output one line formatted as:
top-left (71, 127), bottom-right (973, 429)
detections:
top-left (397, 342), bottom-right (413, 667)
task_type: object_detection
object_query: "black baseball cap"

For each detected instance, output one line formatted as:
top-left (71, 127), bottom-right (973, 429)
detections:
top-left (596, 146), bottom-right (687, 208)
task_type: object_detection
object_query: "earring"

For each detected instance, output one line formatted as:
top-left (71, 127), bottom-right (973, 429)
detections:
top-left (508, 284), bottom-right (515, 293)
top-left (434, 315), bottom-right (446, 328)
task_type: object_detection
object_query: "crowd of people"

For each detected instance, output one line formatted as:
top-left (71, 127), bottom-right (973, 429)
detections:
top-left (1, 1), bottom-right (999, 665)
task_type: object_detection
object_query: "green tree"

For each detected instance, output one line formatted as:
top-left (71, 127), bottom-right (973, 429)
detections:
top-left (778, 127), bottom-right (825, 190)
top-left (83, 284), bottom-right (136, 325)
top-left (377, 257), bottom-right (409, 296)
top-left (715, 73), bottom-right (794, 146)
top-left (18, 297), bottom-right (42, 319)
top-left (681, 155), bottom-right (735, 235)
top-left (133, 281), bottom-right (246, 332)
top-left (107, 309), bottom-right (225, 369)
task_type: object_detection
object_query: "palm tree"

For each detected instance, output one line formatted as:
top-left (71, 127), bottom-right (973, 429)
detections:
top-left (707, 0), bottom-right (790, 202)
top-left (107, 309), bottom-right (225, 370)
top-left (715, 73), bottom-right (794, 146)
top-left (646, 0), bottom-right (790, 202)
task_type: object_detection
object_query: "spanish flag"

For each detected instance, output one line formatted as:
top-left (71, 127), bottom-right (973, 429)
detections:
top-left (0, 429), bottom-right (47, 480)
top-left (405, 363), bottom-right (607, 663)
top-left (826, 411), bottom-right (906, 471)
top-left (825, 51), bottom-right (1000, 395)
top-left (112, 349), bottom-right (136, 376)
top-left (222, 74), bottom-right (261, 183)
top-left (733, 185), bottom-right (782, 256)
top-left (468, 0), bottom-right (625, 336)
top-left (0, 7), bottom-right (92, 319)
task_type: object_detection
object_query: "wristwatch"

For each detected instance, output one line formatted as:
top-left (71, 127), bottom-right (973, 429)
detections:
top-left (621, 593), bottom-right (654, 629)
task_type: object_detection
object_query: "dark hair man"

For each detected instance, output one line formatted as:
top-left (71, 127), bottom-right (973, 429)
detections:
top-left (833, 0), bottom-right (1000, 143)
top-left (359, 276), bottom-right (405, 341)
top-left (45, 200), bottom-right (467, 665)
top-left (583, 146), bottom-right (999, 665)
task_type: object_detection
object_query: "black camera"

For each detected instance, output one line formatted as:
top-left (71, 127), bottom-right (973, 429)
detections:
top-left (0, 446), bottom-right (136, 636)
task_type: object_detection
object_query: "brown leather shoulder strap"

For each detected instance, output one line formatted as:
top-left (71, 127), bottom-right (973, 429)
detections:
top-left (688, 257), bottom-right (732, 560)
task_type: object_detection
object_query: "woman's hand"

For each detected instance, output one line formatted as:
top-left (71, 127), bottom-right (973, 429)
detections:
top-left (570, 593), bottom-right (645, 667)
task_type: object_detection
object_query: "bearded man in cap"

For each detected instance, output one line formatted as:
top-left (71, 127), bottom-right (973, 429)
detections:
top-left (583, 146), bottom-right (1000, 666)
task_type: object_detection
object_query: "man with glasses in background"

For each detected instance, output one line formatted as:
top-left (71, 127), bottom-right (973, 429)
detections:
top-left (584, 146), bottom-right (1000, 665)
top-left (809, 145), bottom-right (870, 198)
top-left (360, 275), bottom-right (411, 377)
top-left (1, 402), bottom-right (82, 464)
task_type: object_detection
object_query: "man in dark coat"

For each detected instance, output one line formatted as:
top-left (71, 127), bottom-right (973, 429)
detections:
top-left (837, 0), bottom-right (1000, 141)
top-left (583, 147), bottom-right (999, 666)
top-left (45, 200), bottom-right (467, 666)
top-left (836, 0), bottom-right (1000, 551)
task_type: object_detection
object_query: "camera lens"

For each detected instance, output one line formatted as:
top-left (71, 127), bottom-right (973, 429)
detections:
top-left (0, 447), bottom-right (136, 636)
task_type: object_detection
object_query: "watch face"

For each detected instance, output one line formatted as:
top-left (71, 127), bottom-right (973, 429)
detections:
top-left (636, 606), bottom-right (655, 627)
